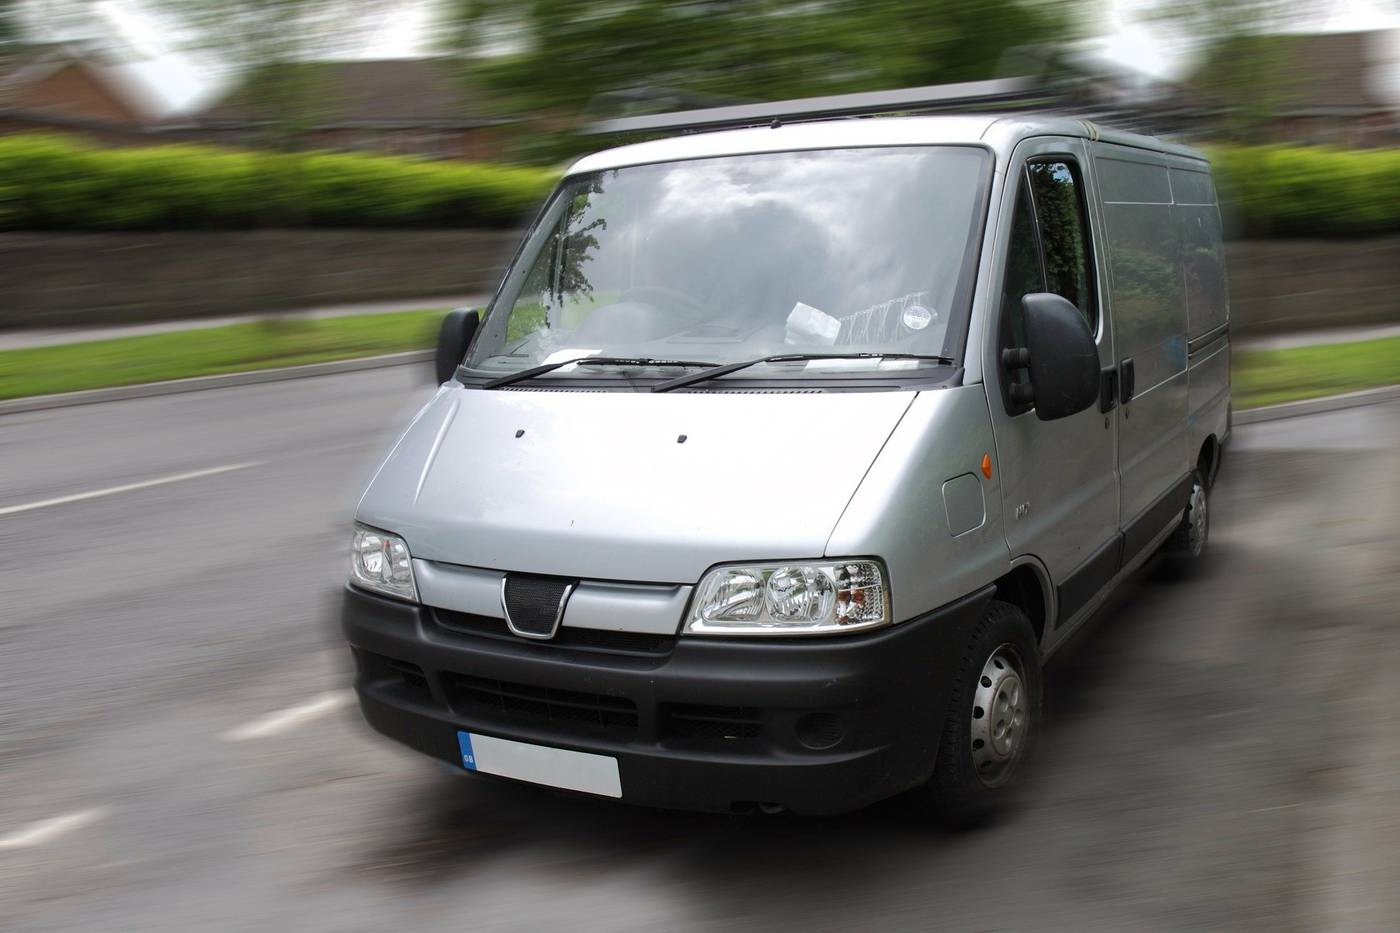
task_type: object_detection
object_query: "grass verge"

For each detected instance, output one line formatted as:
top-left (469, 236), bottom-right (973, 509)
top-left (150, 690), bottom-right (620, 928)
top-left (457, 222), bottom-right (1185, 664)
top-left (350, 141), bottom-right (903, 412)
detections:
top-left (0, 310), bottom-right (445, 400)
top-left (1233, 335), bottom-right (1400, 409)
top-left (0, 315), bottom-right (1396, 408)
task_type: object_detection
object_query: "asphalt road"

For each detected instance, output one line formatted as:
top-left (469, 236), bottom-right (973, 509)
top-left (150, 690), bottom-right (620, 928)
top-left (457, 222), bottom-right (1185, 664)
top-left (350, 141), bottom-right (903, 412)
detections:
top-left (2, 369), bottom-right (1397, 932)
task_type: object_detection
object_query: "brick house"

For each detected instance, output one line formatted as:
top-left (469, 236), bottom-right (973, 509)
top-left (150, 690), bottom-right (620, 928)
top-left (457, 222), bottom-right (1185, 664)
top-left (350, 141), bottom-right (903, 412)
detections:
top-left (188, 59), bottom-right (505, 160)
top-left (0, 42), bottom-right (163, 144)
top-left (1184, 30), bottom-right (1400, 146)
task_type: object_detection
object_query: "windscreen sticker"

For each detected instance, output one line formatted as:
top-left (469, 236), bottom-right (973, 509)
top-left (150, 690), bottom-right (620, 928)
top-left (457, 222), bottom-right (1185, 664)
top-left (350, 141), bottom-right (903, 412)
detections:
top-left (902, 303), bottom-right (935, 331)
top-left (785, 302), bottom-right (841, 345)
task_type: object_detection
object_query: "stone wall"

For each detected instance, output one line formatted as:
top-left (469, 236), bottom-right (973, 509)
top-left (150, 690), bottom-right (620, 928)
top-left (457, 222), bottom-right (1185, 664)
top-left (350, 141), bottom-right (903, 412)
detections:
top-left (1224, 238), bottom-right (1400, 336)
top-left (2, 231), bottom-right (1397, 336)
top-left (0, 230), bottom-right (520, 328)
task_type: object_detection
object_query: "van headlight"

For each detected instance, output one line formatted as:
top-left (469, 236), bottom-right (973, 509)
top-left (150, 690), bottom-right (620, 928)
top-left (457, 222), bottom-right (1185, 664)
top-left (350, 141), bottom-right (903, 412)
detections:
top-left (686, 560), bottom-right (889, 635)
top-left (350, 524), bottom-right (418, 602)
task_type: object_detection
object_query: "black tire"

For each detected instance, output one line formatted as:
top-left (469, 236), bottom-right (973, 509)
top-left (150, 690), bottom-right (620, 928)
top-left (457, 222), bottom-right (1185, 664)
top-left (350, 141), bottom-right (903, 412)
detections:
top-left (916, 599), bottom-right (1043, 829)
top-left (1163, 468), bottom-right (1209, 567)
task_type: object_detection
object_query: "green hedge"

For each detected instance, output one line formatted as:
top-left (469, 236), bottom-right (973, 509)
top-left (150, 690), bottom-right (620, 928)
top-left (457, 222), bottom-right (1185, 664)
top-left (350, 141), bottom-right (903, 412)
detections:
top-left (1209, 144), bottom-right (1400, 238)
top-left (5, 134), bottom-right (1400, 238)
top-left (0, 135), bottom-right (557, 230)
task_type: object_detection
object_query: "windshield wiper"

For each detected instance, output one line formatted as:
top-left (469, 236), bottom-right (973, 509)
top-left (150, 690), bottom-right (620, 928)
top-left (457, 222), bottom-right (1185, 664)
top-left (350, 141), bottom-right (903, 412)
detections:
top-left (479, 356), bottom-right (719, 390)
top-left (650, 352), bottom-right (955, 393)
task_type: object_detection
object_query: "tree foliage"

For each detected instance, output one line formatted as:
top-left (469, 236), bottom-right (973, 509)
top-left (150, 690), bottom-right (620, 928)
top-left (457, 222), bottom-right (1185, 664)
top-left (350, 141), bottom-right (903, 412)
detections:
top-left (440, 0), bottom-right (1081, 114)
top-left (148, 0), bottom-right (393, 144)
top-left (152, 0), bottom-right (391, 70)
top-left (0, 0), bottom-right (24, 48)
top-left (1150, 0), bottom-right (1308, 141)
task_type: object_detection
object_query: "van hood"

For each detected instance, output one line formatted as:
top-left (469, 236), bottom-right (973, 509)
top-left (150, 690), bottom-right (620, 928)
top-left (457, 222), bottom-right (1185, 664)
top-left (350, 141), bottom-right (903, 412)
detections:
top-left (356, 386), bottom-right (916, 584)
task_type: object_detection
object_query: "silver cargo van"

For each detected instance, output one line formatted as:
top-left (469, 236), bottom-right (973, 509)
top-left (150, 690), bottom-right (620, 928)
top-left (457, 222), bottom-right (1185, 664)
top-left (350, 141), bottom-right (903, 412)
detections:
top-left (341, 101), bottom-right (1230, 824)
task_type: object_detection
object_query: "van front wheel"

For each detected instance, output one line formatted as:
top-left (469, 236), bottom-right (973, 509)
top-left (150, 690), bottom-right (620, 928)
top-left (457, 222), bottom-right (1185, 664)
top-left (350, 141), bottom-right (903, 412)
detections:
top-left (917, 599), bottom-right (1042, 829)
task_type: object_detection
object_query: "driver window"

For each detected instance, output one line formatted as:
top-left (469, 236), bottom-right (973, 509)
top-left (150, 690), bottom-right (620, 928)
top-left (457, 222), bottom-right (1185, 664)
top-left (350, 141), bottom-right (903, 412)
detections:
top-left (998, 158), bottom-right (1096, 416)
top-left (1000, 179), bottom-right (1044, 408)
top-left (1026, 160), bottom-right (1096, 330)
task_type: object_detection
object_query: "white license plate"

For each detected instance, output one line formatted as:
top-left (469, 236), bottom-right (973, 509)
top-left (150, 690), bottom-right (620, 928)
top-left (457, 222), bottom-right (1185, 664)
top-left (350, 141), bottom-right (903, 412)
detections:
top-left (457, 731), bottom-right (622, 798)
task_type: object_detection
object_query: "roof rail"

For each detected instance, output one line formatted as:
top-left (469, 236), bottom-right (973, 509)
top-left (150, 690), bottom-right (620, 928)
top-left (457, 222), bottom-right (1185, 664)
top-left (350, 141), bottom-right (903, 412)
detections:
top-left (585, 76), bottom-right (1047, 136)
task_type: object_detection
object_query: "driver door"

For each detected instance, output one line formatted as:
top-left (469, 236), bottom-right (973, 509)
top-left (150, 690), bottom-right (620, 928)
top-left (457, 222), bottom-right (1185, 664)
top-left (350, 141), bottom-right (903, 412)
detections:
top-left (985, 138), bottom-right (1120, 640)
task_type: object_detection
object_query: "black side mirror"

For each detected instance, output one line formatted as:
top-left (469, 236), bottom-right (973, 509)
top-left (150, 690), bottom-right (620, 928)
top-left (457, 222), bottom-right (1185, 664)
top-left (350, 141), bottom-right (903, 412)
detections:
top-left (434, 308), bottom-right (480, 384)
top-left (1003, 293), bottom-right (1099, 421)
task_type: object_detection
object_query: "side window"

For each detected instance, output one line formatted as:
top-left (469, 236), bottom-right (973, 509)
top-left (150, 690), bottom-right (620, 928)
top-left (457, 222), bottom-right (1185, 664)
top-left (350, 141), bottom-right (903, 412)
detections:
top-left (1026, 160), bottom-right (1096, 330)
top-left (1000, 181), bottom-right (1043, 398)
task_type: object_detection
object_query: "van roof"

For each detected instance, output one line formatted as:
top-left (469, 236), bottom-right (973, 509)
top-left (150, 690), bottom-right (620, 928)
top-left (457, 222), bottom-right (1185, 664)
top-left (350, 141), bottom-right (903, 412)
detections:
top-left (566, 114), bottom-right (1208, 176)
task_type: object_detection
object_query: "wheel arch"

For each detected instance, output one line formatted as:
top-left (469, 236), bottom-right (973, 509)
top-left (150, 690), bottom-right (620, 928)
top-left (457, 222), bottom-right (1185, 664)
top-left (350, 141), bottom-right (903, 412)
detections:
top-left (1197, 434), bottom-right (1221, 487)
top-left (994, 556), bottom-right (1055, 649)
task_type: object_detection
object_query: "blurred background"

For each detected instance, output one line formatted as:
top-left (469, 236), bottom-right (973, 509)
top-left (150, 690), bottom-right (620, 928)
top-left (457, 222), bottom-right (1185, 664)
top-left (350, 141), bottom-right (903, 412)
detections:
top-left (2, 0), bottom-right (1400, 395)
top-left (1, 1), bottom-right (1398, 931)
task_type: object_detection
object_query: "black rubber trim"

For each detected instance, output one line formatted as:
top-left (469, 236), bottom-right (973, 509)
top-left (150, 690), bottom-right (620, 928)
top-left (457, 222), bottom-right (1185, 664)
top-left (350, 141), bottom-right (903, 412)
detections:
top-left (1187, 322), bottom-right (1230, 356)
top-left (1056, 533), bottom-right (1123, 626)
top-left (1122, 472), bottom-right (1193, 562)
top-left (454, 369), bottom-right (961, 393)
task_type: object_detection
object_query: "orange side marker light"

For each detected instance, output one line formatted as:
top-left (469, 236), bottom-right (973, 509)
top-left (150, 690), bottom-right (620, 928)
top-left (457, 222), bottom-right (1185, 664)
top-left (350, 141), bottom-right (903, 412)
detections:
top-left (980, 453), bottom-right (993, 479)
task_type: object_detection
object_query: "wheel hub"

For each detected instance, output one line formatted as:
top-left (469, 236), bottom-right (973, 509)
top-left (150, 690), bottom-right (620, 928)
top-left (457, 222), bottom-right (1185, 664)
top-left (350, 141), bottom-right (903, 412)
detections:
top-left (970, 645), bottom-right (1029, 787)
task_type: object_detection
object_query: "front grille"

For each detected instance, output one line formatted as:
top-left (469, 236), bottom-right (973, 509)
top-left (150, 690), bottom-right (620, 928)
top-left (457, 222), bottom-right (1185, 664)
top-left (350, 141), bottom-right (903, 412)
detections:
top-left (432, 608), bottom-right (675, 657)
top-left (443, 673), bottom-right (639, 736)
top-left (501, 574), bottom-right (575, 637)
top-left (662, 703), bottom-right (763, 741)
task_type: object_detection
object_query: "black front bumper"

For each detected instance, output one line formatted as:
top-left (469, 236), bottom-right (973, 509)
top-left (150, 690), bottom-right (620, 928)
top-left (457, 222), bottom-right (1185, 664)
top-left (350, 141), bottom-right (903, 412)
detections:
top-left (342, 584), bottom-right (993, 815)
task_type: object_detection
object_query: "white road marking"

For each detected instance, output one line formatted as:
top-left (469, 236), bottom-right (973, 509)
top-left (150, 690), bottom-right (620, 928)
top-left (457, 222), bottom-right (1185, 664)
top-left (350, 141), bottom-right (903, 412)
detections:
top-left (0, 462), bottom-right (264, 516)
top-left (0, 808), bottom-right (107, 850)
top-left (222, 690), bottom-right (356, 742)
top-left (1247, 802), bottom-right (1302, 814)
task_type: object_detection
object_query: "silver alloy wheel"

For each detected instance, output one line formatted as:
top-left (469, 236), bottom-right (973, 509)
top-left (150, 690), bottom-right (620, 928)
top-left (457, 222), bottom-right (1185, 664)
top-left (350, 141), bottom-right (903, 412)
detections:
top-left (969, 644), bottom-right (1030, 788)
top-left (1186, 479), bottom-right (1209, 557)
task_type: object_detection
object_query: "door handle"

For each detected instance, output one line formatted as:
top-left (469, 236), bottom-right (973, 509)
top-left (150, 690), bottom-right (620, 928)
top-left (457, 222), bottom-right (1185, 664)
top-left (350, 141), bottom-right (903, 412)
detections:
top-left (1100, 366), bottom-right (1118, 413)
top-left (1119, 358), bottom-right (1136, 404)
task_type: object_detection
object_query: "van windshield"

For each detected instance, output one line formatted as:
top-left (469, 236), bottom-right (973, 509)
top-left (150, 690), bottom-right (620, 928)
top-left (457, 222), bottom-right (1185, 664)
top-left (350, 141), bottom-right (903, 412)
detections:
top-left (463, 146), bottom-right (991, 383)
